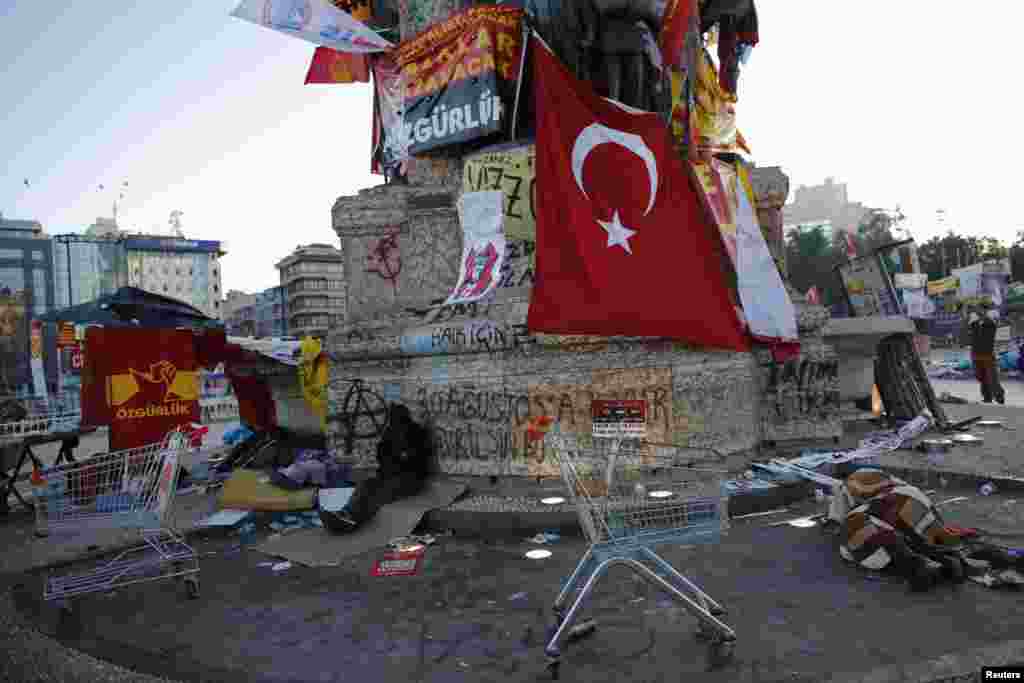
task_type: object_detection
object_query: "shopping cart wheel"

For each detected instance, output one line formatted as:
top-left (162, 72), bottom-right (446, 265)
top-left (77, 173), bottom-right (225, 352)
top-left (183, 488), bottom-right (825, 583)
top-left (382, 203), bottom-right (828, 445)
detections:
top-left (185, 577), bottom-right (200, 600)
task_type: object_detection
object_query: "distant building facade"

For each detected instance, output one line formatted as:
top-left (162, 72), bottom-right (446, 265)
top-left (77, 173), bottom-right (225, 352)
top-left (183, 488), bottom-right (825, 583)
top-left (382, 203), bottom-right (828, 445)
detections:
top-left (223, 287), bottom-right (286, 338)
top-left (276, 244), bottom-right (345, 339)
top-left (0, 216), bottom-right (57, 396)
top-left (783, 177), bottom-right (871, 243)
top-left (122, 234), bottom-right (224, 318)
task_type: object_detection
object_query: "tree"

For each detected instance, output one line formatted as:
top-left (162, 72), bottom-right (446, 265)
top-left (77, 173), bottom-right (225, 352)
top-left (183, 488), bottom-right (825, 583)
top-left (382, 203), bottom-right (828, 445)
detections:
top-left (785, 225), bottom-right (843, 304)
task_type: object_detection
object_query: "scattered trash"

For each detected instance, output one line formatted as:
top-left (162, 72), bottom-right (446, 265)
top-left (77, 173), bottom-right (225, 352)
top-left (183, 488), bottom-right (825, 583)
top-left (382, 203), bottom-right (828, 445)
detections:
top-left (980, 483), bottom-right (997, 497)
top-left (814, 489), bottom-right (826, 503)
top-left (952, 434), bottom-right (984, 445)
top-left (509, 592), bottom-right (528, 602)
top-left (528, 532), bottom-right (561, 545)
top-left (937, 392), bottom-right (969, 405)
top-left (937, 496), bottom-right (969, 507)
top-left (541, 496), bottom-right (566, 505)
top-left (630, 596), bottom-right (645, 603)
top-left (943, 525), bottom-right (980, 538)
top-left (975, 420), bottom-right (1004, 428)
top-left (770, 516), bottom-right (818, 528)
top-left (200, 509), bottom-right (252, 532)
top-left (372, 547), bottom-right (426, 577)
top-left (525, 549), bottom-right (552, 560)
top-left (567, 619), bottom-right (597, 641)
top-left (655, 598), bottom-right (674, 609)
top-left (257, 561), bottom-right (276, 568)
top-left (731, 508), bottom-right (789, 520)
top-left (272, 561), bottom-right (292, 572)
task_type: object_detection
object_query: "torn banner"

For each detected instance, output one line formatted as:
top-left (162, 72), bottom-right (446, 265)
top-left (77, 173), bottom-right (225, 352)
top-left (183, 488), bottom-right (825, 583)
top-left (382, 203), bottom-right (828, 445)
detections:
top-left (371, 55), bottom-right (408, 176)
top-left (445, 190), bottom-right (506, 306)
top-left (231, 0), bottom-right (392, 53)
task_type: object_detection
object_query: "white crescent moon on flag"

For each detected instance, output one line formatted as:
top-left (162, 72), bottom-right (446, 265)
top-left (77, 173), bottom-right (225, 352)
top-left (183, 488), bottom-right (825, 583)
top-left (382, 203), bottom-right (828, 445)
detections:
top-left (571, 123), bottom-right (658, 216)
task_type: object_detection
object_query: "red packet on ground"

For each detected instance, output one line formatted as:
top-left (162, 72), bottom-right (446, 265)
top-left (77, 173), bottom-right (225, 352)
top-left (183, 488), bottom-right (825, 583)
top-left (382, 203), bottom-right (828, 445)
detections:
top-left (372, 548), bottom-right (425, 577)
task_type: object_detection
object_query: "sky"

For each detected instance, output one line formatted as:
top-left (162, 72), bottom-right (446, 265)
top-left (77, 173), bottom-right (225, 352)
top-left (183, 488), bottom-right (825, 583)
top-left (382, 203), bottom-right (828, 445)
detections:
top-left (2, 1), bottom-right (1023, 294)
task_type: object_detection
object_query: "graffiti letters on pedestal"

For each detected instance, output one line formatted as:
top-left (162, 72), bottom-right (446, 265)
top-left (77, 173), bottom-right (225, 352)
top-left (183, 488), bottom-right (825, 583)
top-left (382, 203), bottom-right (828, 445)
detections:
top-left (763, 357), bottom-right (840, 421)
top-left (399, 318), bottom-right (532, 356)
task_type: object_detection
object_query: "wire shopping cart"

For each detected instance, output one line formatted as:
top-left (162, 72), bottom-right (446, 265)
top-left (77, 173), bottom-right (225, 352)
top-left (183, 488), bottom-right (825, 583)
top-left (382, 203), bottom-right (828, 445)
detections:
top-left (33, 428), bottom-right (201, 613)
top-left (542, 432), bottom-right (736, 679)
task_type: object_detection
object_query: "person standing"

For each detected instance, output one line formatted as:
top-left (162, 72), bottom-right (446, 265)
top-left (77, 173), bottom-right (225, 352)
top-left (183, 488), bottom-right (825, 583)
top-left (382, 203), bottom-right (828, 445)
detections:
top-left (968, 308), bottom-right (1005, 404)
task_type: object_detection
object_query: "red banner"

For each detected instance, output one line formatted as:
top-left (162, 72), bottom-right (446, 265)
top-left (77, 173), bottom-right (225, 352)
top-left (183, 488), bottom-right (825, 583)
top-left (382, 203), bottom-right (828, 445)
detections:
top-left (82, 328), bottom-right (200, 450)
top-left (305, 47), bottom-right (370, 84)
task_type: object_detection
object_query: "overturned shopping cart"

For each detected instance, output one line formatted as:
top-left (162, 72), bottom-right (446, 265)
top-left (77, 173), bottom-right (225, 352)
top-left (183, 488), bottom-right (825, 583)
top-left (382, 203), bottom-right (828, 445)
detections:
top-left (542, 432), bottom-right (736, 679)
top-left (34, 428), bottom-right (200, 611)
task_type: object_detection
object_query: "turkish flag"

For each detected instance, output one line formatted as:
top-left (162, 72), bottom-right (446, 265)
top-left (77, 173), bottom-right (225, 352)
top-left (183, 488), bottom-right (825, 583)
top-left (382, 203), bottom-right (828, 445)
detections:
top-left (527, 36), bottom-right (749, 352)
top-left (305, 47), bottom-right (370, 84)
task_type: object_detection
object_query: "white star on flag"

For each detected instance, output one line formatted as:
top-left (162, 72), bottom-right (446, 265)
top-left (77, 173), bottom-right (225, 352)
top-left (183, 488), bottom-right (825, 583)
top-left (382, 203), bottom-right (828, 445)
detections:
top-left (597, 211), bottom-right (637, 254)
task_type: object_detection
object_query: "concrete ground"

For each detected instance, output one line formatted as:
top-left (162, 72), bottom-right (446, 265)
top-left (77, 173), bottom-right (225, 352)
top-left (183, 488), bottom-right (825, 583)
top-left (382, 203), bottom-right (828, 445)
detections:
top-left (3, 485), bottom-right (1024, 683)
top-left (4, 405), bottom-right (1024, 682)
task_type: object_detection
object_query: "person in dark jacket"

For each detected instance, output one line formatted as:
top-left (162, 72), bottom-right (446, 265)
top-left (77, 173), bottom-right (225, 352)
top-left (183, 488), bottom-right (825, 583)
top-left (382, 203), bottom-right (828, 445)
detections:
top-left (324, 404), bottom-right (433, 531)
top-left (968, 308), bottom-right (1005, 404)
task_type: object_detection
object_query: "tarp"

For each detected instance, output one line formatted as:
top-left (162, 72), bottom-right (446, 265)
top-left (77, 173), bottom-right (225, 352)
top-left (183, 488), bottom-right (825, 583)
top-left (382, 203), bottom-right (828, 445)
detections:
top-left (38, 287), bottom-right (220, 330)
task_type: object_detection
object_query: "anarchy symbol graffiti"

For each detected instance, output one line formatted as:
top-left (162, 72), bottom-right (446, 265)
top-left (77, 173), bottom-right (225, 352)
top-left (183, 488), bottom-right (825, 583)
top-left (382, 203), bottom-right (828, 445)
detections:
top-left (366, 231), bottom-right (402, 294)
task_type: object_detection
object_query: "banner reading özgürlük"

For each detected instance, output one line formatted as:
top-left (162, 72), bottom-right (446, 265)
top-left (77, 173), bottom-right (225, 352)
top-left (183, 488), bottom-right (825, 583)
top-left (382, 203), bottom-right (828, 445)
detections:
top-left (445, 190), bottom-right (506, 306)
top-left (395, 6), bottom-right (523, 155)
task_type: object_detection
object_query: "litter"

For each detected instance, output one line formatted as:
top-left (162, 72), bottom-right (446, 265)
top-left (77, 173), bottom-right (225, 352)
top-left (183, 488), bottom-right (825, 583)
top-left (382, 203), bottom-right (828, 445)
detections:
top-left (769, 516), bottom-right (819, 528)
top-left (952, 434), bottom-right (983, 444)
top-left (527, 532), bottom-right (561, 545)
top-left (731, 508), bottom-right (789, 520)
top-left (937, 497), bottom-right (969, 507)
top-left (201, 509), bottom-right (253, 528)
top-left (269, 522), bottom-right (285, 531)
top-left (257, 561), bottom-right (276, 568)
top-left (979, 483), bottom-right (996, 496)
top-left (272, 561), bottom-right (292, 572)
top-left (525, 549), bottom-right (551, 560)
top-left (509, 592), bottom-right (529, 602)
top-left (372, 547), bottom-right (425, 577)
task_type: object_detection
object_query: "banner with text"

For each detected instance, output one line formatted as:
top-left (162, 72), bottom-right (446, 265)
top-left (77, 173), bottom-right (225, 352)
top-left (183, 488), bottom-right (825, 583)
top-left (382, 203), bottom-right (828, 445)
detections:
top-left (395, 5), bottom-right (523, 154)
top-left (371, 54), bottom-right (409, 175)
top-left (445, 190), bottom-right (506, 306)
top-left (85, 328), bottom-right (201, 451)
top-left (231, 0), bottom-right (392, 53)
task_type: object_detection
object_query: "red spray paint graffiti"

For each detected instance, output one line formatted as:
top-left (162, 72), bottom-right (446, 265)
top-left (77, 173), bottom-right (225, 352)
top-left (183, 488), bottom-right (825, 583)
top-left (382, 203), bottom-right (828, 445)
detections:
top-left (366, 230), bottom-right (402, 294)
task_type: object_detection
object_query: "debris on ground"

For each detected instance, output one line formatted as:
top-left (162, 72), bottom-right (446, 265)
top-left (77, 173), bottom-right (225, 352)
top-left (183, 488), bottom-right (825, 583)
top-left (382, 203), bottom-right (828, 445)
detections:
top-left (937, 392), bottom-right (969, 404)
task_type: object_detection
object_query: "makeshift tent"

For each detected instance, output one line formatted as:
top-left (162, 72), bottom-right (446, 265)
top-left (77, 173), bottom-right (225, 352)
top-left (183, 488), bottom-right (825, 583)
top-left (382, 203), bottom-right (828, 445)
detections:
top-left (38, 287), bottom-right (222, 330)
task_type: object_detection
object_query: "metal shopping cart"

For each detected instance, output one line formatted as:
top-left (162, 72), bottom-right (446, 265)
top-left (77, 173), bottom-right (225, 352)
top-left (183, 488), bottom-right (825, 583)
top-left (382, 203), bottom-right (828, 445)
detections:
top-left (542, 432), bottom-right (736, 679)
top-left (33, 428), bottom-right (201, 613)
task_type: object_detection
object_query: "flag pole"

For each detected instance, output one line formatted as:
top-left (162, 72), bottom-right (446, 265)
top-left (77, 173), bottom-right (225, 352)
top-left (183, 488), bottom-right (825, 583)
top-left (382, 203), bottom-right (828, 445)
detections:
top-left (509, 18), bottom-right (531, 141)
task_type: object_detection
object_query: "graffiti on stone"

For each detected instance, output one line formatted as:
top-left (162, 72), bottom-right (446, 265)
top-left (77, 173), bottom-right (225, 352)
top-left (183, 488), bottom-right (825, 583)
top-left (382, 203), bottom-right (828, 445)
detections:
top-left (399, 319), bottom-right (533, 356)
top-left (413, 367), bottom-right (674, 476)
top-left (762, 356), bottom-right (840, 422)
top-left (365, 229), bottom-right (402, 294)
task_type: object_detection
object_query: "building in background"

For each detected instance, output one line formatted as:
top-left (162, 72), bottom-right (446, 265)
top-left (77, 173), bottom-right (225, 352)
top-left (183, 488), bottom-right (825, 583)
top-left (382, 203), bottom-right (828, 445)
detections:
top-left (276, 244), bottom-right (345, 339)
top-left (0, 215), bottom-right (57, 396)
top-left (52, 234), bottom-right (124, 309)
top-left (783, 177), bottom-right (871, 242)
top-left (254, 286), bottom-right (286, 338)
top-left (122, 234), bottom-right (225, 318)
top-left (223, 287), bottom-right (287, 338)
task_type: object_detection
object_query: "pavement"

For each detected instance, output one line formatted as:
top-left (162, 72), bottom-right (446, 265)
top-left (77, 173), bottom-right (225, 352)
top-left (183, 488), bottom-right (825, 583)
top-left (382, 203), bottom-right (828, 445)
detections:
top-left (3, 406), bottom-right (1024, 682)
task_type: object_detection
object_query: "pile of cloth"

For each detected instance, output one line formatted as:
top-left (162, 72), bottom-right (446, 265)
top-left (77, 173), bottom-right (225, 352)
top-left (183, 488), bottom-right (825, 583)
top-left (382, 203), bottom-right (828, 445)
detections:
top-left (270, 448), bottom-right (351, 490)
top-left (827, 468), bottom-right (1024, 591)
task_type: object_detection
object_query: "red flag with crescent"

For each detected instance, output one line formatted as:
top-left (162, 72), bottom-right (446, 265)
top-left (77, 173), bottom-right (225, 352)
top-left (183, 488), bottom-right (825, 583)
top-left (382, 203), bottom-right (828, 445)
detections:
top-left (527, 36), bottom-right (749, 351)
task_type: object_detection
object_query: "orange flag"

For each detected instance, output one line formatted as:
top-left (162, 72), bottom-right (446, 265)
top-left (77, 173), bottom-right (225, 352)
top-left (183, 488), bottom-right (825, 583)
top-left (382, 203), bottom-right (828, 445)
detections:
top-left (305, 47), bottom-right (370, 84)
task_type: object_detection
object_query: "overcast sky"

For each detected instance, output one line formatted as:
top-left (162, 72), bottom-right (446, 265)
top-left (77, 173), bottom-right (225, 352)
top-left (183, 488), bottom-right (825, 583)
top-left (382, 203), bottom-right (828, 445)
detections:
top-left (2, 2), bottom-right (1022, 294)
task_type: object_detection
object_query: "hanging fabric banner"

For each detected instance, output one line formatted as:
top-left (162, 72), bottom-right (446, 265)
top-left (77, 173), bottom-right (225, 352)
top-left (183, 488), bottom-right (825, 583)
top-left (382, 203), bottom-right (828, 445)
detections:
top-left (734, 164), bottom-right (798, 344)
top-left (371, 54), bottom-right (409, 175)
top-left (29, 320), bottom-right (47, 399)
top-left (689, 157), bottom-right (739, 268)
top-left (230, 0), bottom-right (392, 53)
top-left (305, 46), bottom-right (370, 83)
top-left (395, 5), bottom-right (524, 154)
top-left (445, 190), bottom-right (506, 306)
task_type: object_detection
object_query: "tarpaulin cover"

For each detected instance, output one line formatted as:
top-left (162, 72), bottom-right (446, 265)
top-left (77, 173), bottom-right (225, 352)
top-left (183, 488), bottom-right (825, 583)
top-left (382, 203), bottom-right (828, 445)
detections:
top-left (526, 35), bottom-right (749, 351)
top-left (82, 327), bottom-right (201, 451)
top-left (395, 5), bottom-right (524, 155)
top-left (39, 287), bottom-right (219, 329)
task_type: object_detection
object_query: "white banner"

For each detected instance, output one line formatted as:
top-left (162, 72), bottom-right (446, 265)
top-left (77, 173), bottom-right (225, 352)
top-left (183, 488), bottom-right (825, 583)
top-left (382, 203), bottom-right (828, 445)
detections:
top-left (231, 0), bottom-right (392, 53)
top-left (445, 191), bottom-right (507, 306)
top-left (735, 167), bottom-right (798, 342)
